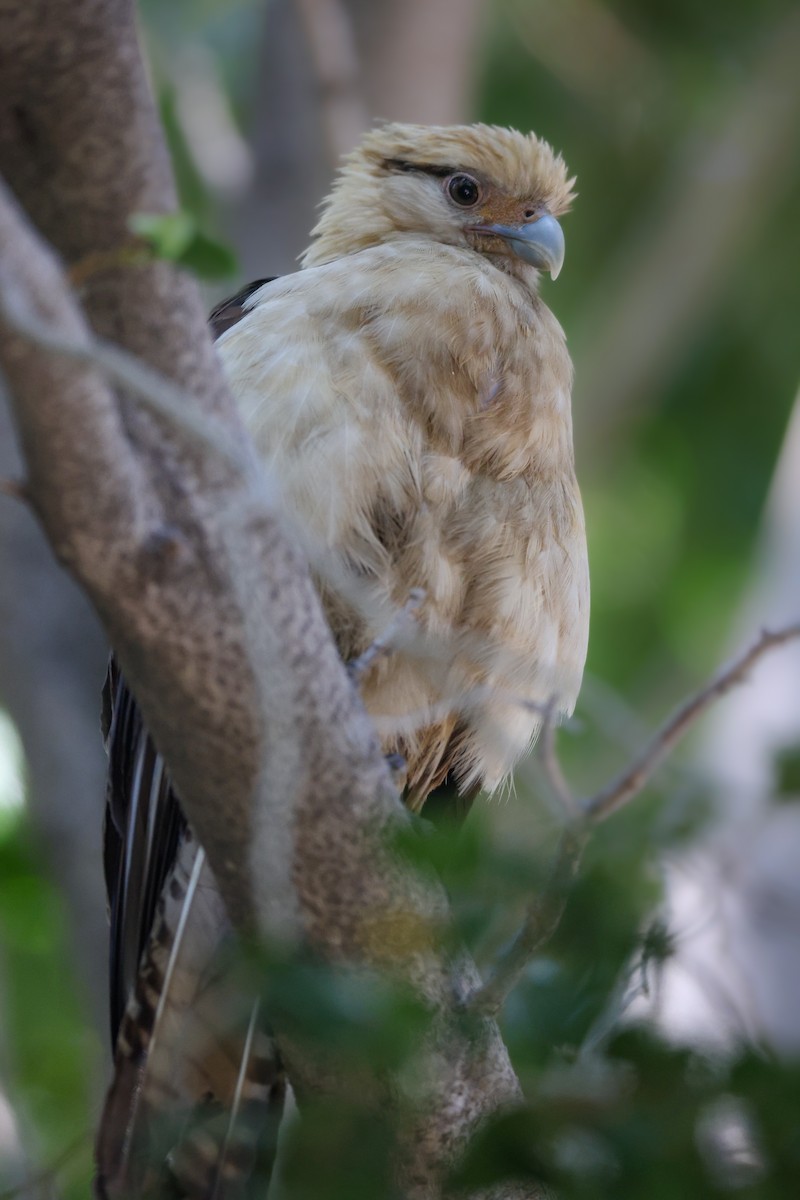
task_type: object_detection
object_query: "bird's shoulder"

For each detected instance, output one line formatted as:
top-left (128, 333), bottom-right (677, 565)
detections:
top-left (218, 239), bottom-right (544, 355)
top-left (218, 243), bottom-right (570, 475)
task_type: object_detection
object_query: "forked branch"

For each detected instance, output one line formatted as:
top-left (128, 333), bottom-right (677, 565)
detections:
top-left (471, 621), bottom-right (800, 1016)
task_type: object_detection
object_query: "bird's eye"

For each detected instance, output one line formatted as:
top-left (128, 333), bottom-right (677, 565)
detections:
top-left (447, 174), bottom-right (481, 207)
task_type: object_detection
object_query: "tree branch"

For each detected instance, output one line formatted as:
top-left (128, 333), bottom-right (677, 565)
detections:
top-left (348, 587), bottom-right (426, 682)
top-left (469, 622), bottom-right (800, 1016)
top-left (0, 271), bottom-right (253, 476)
top-left (583, 623), bottom-right (800, 822)
top-left (538, 697), bottom-right (579, 818)
top-left (469, 825), bottom-right (587, 1018)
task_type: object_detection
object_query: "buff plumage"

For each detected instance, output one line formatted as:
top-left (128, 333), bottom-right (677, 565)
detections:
top-left (96, 123), bottom-right (589, 1198)
top-left (218, 122), bottom-right (589, 807)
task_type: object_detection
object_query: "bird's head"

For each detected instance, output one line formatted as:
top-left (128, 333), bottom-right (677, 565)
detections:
top-left (302, 123), bottom-right (576, 284)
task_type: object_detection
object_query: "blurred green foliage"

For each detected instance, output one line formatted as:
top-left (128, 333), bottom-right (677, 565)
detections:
top-left (2, 0), bottom-right (799, 1196)
top-left (129, 210), bottom-right (238, 280)
top-left (0, 810), bottom-right (99, 1199)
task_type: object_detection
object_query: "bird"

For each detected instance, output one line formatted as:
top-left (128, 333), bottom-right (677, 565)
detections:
top-left (95, 122), bottom-right (589, 1198)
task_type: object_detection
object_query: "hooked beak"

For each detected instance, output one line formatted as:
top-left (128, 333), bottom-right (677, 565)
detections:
top-left (473, 213), bottom-right (565, 279)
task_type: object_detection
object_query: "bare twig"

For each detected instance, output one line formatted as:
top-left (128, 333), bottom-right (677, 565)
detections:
top-left (538, 695), bottom-right (578, 817)
top-left (583, 623), bottom-right (800, 823)
top-left (469, 824), bottom-right (587, 1017)
top-left (469, 621), bottom-right (800, 1017)
top-left (347, 587), bottom-right (426, 682)
top-left (0, 276), bottom-right (255, 480)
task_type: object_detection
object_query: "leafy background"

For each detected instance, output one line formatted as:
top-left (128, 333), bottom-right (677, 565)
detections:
top-left (1, 0), bottom-right (799, 1195)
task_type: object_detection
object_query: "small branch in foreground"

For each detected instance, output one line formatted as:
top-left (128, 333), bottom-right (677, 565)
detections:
top-left (347, 588), bottom-right (426, 683)
top-left (468, 621), bottom-right (800, 1017)
top-left (0, 275), bottom-right (252, 478)
top-left (469, 824), bottom-right (587, 1018)
top-left (538, 696), bottom-right (579, 818)
top-left (582, 622), bottom-right (800, 823)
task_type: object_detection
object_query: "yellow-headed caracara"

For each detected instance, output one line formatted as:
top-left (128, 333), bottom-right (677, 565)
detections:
top-left (96, 123), bottom-right (589, 1198)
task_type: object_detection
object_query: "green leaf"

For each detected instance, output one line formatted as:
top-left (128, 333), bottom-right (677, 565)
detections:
top-left (128, 211), bottom-right (237, 280)
top-left (129, 210), bottom-right (196, 257)
top-left (176, 227), bottom-right (238, 280)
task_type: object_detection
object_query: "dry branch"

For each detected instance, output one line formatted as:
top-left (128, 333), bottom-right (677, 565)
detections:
top-left (470, 621), bottom-right (800, 1016)
top-left (348, 587), bottom-right (426, 682)
top-left (583, 623), bottom-right (800, 822)
top-left (470, 825), bottom-right (586, 1019)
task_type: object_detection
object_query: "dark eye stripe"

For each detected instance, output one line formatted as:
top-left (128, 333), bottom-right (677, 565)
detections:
top-left (383, 158), bottom-right (458, 179)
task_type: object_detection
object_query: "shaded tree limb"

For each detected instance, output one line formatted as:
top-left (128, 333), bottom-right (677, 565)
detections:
top-left (469, 825), bottom-right (587, 1019)
top-left (293, 0), bottom-right (368, 165)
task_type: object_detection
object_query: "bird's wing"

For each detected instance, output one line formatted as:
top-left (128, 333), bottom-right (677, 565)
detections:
top-left (216, 250), bottom-right (557, 810)
top-left (95, 281), bottom-right (285, 1200)
top-left (102, 657), bottom-right (187, 1043)
top-left (209, 278), bottom-right (276, 339)
top-left (215, 252), bottom-right (530, 811)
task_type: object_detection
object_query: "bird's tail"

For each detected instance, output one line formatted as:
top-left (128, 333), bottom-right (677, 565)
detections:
top-left (95, 832), bottom-right (285, 1199)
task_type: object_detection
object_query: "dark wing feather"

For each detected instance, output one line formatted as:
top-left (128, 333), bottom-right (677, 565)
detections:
top-left (103, 658), bottom-right (187, 1042)
top-left (209, 279), bottom-right (275, 339)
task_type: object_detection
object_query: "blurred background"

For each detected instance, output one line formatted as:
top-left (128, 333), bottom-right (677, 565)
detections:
top-left (1, 0), bottom-right (799, 1193)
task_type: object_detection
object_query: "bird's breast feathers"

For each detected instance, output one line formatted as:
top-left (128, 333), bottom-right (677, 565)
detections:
top-left (217, 239), bottom-right (589, 796)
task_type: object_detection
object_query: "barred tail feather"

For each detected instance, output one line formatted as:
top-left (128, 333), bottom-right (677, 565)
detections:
top-left (96, 830), bottom-right (285, 1198)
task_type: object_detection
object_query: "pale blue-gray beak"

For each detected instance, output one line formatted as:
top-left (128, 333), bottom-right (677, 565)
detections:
top-left (474, 213), bottom-right (565, 279)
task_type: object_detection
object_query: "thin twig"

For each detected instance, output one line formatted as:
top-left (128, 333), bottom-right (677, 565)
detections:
top-left (469, 824), bottom-right (588, 1017)
top-left (583, 623), bottom-right (800, 823)
top-left (0, 276), bottom-right (253, 478)
top-left (348, 588), bottom-right (426, 682)
top-left (538, 695), bottom-right (578, 817)
top-left (468, 621), bottom-right (800, 1017)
